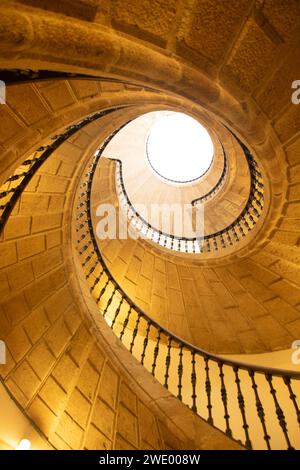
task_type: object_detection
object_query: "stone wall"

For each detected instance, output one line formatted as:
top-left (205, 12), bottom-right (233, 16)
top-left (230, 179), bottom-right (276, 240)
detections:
top-left (0, 111), bottom-right (240, 450)
top-left (0, 0), bottom-right (299, 450)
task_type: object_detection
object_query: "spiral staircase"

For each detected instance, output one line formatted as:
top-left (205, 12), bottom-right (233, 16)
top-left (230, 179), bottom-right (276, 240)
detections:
top-left (0, 0), bottom-right (300, 451)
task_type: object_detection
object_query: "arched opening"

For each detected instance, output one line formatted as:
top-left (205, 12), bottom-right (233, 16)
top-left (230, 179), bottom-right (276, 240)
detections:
top-left (146, 112), bottom-right (214, 183)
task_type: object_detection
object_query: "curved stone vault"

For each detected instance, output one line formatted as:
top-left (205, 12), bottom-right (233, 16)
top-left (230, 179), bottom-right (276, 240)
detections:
top-left (0, 0), bottom-right (300, 451)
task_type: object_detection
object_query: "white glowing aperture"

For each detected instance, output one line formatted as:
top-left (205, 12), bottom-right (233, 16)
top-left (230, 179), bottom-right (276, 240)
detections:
top-left (147, 112), bottom-right (214, 183)
top-left (16, 439), bottom-right (31, 450)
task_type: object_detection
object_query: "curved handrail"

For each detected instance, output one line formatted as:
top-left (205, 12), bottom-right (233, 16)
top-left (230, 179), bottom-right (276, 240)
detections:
top-left (81, 198), bottom-right (300, 379)
top-left (76, 126), bottom-right (300, 451)
top-left (107, 127), bottom-right (264, 254)
top-left (112, 158), bottom-right (202, 253)
top-left (1, 68), bottom-right (160, 93)
top-left (0, 106), bottom-right (131, 232)
top-left (82, 133), bottom-right (298, 377)
top-left (0, 104), bottom-right (298, 451)
top-left (190, 140), bottom-right (227, 205)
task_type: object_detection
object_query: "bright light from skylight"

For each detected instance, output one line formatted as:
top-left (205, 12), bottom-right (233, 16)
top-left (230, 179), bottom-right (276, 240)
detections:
top-left (147, 112), bottom-right (214, 183)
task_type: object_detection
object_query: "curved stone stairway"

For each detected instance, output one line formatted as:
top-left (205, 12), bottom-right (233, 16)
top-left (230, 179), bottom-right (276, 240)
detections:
top-left (79, 121), bottom-right (300, 450)
top-left (1, 95), bottom-right (299, 450)
top-left (0, 89), bottom-right (242, 450)
top-left (0, 0), bottom-right (300, 451)
top-left (103, 111), bottom-right (251, 238)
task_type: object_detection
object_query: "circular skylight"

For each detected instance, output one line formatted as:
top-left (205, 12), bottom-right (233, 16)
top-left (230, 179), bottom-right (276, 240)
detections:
top-left (147, 112), bottom-right (214, 183)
